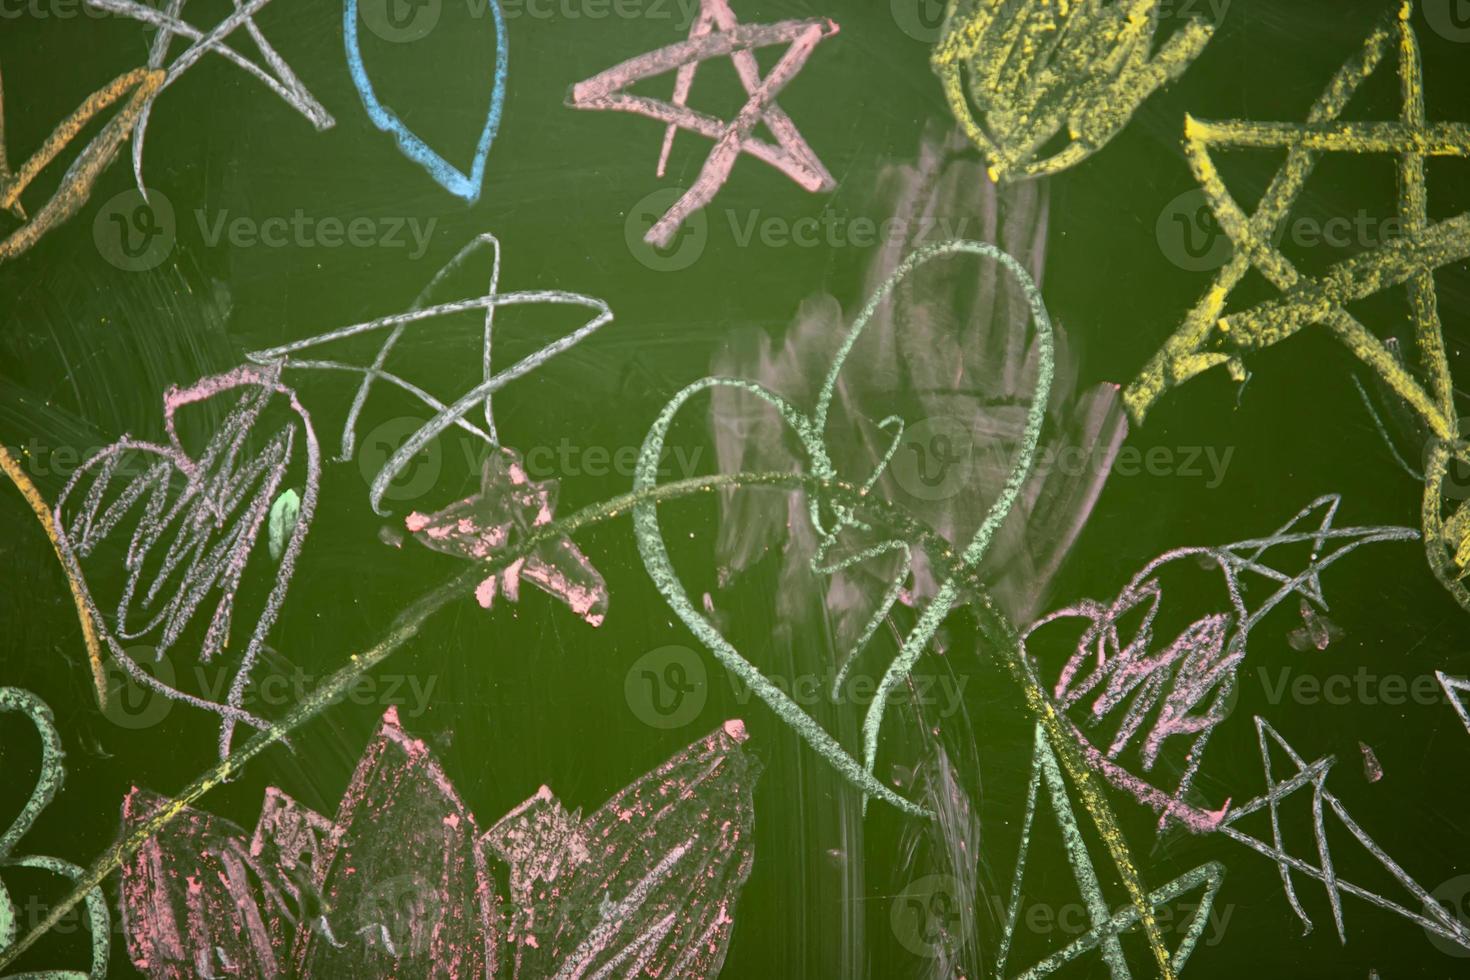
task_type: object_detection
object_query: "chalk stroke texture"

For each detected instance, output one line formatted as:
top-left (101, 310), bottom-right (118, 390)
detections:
top-left (1021, 495), bottom-right (1416, 833)
top-left (0, 66), bottom-right (161, 262)
top-left (0, 441), bottom-right (109, 705)
top-left (711, 126), bottom-right (1124, 643)
top-left (994, 724), bottom-right (1225, 979)
top-left (407, 447), bottom-right (609, 625)
top-left (343, 0), bottom-right (506, 201)
top-left (248, 233), bottom-right (613, 517)
top-left (932, 0), bottom-right (1216, 181)
top-left (88, 0), bottom-right (334, 194)
top-left (0, 472), bottom-right (802, 972)
top-left (52, 365), bottom-right (321, 759)
top-left (1439, 671), bottom-right (1470, 735)
top-left (0, 0), bottom-right (333, 261)
top-left (568, 0), bottom-right (837, 248)
top-left (120, 710), bottom-right (758, 979)
top-left (1124, 3), bottom-right (1470, 611)
top-left (0, 688), bottom-right (111, 978)
top-left (1219, 718), bottom-right (1470, 951)
top-left (636, 238), bottom-right (1055, 815)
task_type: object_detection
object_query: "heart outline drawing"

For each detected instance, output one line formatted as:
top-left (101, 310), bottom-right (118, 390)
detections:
top-left (52, 363), bottom-right (321, 758)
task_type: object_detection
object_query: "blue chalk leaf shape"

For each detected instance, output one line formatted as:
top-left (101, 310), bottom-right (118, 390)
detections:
top-left (344, 0), bottom-right (508, 202)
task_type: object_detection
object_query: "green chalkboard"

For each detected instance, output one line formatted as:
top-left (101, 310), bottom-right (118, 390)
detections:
top-left (3, 0), bottom-right (1470, 976)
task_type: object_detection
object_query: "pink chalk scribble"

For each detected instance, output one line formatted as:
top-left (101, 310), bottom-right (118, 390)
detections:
top-left (1019, 495), bottom-right (1416, 833)
top-left (1358, 741), bottom-right (1383, 783)
top-left (405, 447), bottom-right (609, 626)
top-left (120, 709), bottom-right (759, 978)
top-left (568, 0), bottom-right (838, 248)
top-left (1286, 596), bottom-right (1344, 652)
top-left (52, 363), bottom-right (321, 759)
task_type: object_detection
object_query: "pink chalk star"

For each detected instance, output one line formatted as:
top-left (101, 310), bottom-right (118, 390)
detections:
top-left (405, 447), bottom-right (608, 626)
top-left (568, 0), bottom-right (838, 248)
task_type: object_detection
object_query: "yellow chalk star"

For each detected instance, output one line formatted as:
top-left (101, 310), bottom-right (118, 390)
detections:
top-left (1125, 3), bottom-right (1470, 611)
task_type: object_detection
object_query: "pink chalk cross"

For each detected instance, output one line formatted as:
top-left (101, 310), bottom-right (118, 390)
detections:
top-left (568, 0), bottom-right (839, 249)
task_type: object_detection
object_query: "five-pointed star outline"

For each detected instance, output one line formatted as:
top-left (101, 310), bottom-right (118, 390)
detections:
top-left (88, 0), bottom-right (335, 191)
top-left (568, 0), bottom-right (838, 248)
top-left (1218, 717), bottom-right (1470, 952)
top-left (1126, 2), bottom-right (1470, 438)
top-left (246, 233), bottom-right (615, 517)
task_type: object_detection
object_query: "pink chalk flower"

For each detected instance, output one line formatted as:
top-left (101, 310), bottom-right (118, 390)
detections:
top-left (119, 709), bottom-right (758, 979)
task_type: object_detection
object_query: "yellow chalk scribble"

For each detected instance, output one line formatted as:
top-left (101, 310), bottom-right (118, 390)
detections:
top-left (931, 0), bottom-right (1216, 182)
top-left (0, 443), bottom-right (107, 706)
top-left (1125, 3), bottom-right (1470, 611)
top-left (0, 63), bottom-right (163, 263)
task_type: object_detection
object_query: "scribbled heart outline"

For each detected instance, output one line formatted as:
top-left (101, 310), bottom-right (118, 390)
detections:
top-left (1017, 495), bottom-right (1418, 833)
top-left (343, 0), bottom-right (508, 202)
top-left (52, 364), bottom-right (321, 759)
top-left (632, 239), bottom-right (1055, 816)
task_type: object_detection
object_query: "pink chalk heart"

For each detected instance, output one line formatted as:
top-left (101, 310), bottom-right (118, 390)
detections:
top-left (53, 364), bottom-right (320, 758)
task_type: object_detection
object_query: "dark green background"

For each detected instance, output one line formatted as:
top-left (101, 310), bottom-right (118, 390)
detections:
top-left (3, 0), bottom-right (1470, 975)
